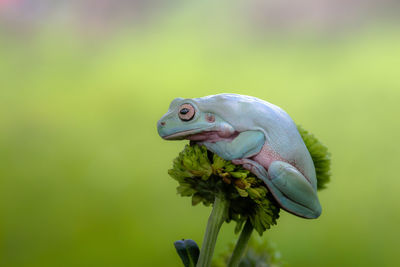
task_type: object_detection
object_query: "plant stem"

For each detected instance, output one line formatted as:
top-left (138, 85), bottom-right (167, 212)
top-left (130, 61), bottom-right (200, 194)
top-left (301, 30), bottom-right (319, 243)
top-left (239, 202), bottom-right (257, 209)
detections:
top-left (196, 192), bottom-right (229, 267)
top-left (227, 219), bottom-right (254, 267)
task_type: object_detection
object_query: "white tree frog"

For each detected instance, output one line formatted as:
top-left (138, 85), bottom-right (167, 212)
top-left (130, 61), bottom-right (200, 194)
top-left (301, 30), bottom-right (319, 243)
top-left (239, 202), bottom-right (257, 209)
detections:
top-left (157, 94), bottom-right (322, 219)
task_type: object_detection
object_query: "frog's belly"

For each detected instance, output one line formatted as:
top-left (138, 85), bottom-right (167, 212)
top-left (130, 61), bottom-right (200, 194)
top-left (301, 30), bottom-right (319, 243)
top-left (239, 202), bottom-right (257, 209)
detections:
top-left (251, 143), bottom-right (311, 183)
top-left (251, 144), bottom-right (286, 170)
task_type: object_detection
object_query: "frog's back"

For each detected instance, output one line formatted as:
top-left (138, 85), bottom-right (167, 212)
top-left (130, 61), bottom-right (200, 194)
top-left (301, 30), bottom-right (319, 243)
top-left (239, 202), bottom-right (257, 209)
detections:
top-left (193, 93), bottom-right (317, 188)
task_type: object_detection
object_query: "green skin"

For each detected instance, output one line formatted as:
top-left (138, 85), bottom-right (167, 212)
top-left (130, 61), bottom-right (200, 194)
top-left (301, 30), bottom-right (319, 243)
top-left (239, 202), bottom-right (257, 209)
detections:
top-left (158, 94), bottom-right (321, 219)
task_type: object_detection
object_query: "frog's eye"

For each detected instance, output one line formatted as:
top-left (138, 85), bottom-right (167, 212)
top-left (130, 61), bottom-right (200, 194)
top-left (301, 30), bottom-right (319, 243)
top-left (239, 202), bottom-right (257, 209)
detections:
top-left (178, 104), bottom-right (195, 121)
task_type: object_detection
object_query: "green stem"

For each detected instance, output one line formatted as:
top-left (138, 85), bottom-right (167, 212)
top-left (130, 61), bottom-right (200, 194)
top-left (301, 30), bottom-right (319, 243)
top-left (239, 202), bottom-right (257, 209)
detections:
top-left (227, 219), bottom-right (254, 267)
top-left (196, 192), bottom-right (229, 267)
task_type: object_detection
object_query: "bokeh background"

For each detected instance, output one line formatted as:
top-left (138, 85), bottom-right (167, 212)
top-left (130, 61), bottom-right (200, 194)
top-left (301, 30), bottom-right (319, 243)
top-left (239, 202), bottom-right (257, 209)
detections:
top-left (1, 0), bottom-right (399, 266)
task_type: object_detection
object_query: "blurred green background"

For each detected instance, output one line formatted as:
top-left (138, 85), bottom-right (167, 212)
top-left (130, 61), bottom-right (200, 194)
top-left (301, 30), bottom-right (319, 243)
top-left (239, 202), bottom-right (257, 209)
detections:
top-left (1, 1), bottom-right (399, 266)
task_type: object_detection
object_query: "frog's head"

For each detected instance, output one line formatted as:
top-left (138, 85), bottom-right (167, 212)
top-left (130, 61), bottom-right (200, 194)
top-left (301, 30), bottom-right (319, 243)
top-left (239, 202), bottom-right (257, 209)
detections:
top-left (157, 97), bottom-right (234, 140)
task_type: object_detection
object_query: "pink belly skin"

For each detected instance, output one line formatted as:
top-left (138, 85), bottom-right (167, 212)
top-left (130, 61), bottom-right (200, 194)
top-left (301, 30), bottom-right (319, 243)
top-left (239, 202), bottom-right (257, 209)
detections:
top-left (252, 144), bottom-right (310, 183)
top-left (251, 144), bottom-right (286, 170)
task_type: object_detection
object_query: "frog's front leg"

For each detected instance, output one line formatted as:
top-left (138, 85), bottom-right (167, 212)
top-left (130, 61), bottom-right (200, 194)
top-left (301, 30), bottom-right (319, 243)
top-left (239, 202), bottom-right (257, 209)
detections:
top-left (200, 130), bottom-right (265, 160)
top-left (232, 159), bottom-right (321, 219)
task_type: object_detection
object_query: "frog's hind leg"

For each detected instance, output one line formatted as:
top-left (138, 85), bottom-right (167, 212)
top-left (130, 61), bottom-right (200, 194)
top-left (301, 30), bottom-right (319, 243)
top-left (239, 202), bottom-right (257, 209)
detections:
top-left (232, 159), bottom-right (321, 219)
top-left (268, 161), bottom-right (321, 219)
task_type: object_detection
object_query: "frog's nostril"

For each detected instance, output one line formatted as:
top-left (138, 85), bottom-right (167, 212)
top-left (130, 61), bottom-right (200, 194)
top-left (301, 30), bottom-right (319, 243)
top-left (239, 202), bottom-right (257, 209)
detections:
top-left (160, 121), bottom-right (166, 126)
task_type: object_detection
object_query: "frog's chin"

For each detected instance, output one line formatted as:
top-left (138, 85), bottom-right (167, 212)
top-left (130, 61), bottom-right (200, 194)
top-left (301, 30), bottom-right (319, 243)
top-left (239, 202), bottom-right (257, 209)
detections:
top-left (161, 128), bottom-right (210, 140)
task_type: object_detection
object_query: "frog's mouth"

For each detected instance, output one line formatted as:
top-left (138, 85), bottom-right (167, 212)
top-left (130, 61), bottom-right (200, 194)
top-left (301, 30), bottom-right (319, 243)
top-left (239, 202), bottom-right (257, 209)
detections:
top-left (161, 128), bottom-right (206, 140)
top-left (163, 128), bottom-right (239, 142)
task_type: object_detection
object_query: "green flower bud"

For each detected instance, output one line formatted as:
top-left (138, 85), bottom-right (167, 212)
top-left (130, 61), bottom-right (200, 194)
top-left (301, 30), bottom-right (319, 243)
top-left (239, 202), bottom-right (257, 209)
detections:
top-left (230, 172), bottom-right (248, 179)
top-left (168, 144), bottom-right (280, 235)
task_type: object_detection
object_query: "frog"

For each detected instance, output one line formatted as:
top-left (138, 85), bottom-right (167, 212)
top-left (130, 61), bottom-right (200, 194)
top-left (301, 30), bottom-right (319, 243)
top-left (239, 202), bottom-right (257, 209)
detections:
top-left (157, 93), bottom-right (322, 219)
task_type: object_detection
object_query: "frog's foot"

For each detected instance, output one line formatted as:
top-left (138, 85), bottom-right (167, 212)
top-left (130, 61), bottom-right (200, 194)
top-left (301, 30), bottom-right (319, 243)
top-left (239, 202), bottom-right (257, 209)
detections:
top-left (268, 161), bottom-right (322, 219)
top-left (232, 159), bottom-right (321, 219)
